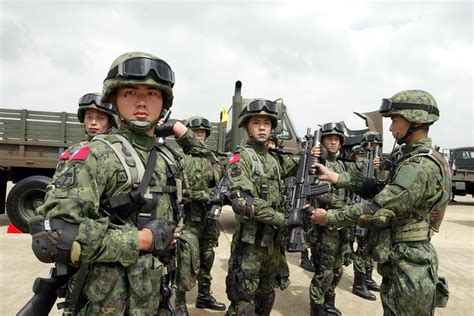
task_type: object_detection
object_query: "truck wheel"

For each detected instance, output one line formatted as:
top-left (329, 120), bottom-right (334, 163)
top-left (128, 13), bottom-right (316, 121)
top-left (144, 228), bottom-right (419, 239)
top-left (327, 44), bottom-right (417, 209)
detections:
top-left (6, 176), bottom-right (52, 233)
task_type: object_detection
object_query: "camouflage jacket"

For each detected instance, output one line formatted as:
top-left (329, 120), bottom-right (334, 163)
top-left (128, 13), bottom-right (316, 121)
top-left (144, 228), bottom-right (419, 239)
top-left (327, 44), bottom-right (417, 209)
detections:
top-left (326, 138), bottom-right (451, 241)
top-left (37, 128), bottom-right (202, 266)
top-left (227, 140), bottom-right (298, 247)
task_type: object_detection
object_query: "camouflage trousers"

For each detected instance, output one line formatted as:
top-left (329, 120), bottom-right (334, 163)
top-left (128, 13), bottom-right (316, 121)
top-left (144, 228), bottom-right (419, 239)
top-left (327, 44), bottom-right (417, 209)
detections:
top-left (353, 238), bottom-right (375, 274)
top-left (378, 241), bottom-right (438, 316)
top-left (309, 227), bottom-right (346, 305)
top-left (183, 207), bottom-right (220, 285)
top-left (65, 256), bottom-right (165, 315)
top-left (225, 230), bottom-right (288, 316)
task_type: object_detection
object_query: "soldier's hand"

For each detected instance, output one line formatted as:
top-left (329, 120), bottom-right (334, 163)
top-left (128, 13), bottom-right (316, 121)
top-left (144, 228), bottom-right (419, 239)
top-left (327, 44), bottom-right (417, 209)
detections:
top-left (141, 220), bottom-right (176, 256)
top-left (313, 163), bottom-right (339, 184)
top-left (155, 119), bottom-right (179, 138)
top-left (231, 196), bottom-right (254, 217)
top-left (310, 208), bottom-right (327, 226)
top-left (311, 145), bottom-right (327, 164)
top-left (373, 156), bottom-right (381, 167)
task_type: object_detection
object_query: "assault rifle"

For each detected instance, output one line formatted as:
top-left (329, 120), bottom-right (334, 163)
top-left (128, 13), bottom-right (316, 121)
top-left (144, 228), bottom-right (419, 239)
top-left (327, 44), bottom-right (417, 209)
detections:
top-left (207, 175), bottom-right (231, 220)
top-left (18, 268), bottom-right (69, 316)
top-left (286, 129), bottom-right (330, 252)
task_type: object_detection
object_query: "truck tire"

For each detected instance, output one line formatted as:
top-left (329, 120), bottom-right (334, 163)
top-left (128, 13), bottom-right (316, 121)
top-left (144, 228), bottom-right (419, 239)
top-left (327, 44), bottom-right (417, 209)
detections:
top-left (6, 175), bottom-right (52, 233)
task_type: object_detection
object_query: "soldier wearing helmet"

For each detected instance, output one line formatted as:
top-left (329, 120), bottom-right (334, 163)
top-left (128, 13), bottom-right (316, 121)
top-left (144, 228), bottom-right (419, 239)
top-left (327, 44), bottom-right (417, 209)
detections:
top-left (311, 90), bottom-right (451, 315)
top-left (29, 52), bottom-right (208, 315)
top-left (351, 145), bottom-right (365, 161)
top-left (225, 99), bottom-right (312, 316)
top-left (77, 92), bottom-right (118, 140)
top-left (174, 115), bottom-right (227, 315)
top-left (307, 122), bottom-right (351, 315)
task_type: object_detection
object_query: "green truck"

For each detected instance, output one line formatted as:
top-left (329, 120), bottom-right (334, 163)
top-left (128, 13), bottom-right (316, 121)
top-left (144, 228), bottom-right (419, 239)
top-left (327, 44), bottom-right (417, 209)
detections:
top-left (444, 146), bottom-right (474, 199)
top-left (0, 81), bottom-right (301, 232)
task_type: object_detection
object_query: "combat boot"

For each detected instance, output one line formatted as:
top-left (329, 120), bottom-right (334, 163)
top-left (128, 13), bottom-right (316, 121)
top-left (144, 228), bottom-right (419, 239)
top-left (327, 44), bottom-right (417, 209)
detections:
top-left (310, 300), bottom-right (327, 316)
top-left (300, 249), bottom-right (316, 272)
top-left (323, 294), bottom-right (342, 316)
top-left (195, 282), bottom-right (226, 311)
top-left (352, 271), bottom-right (376, 301)
top-left (365, 268), bottom-right (380, 292)
top-left (175, 290), bottom-right (188, 316)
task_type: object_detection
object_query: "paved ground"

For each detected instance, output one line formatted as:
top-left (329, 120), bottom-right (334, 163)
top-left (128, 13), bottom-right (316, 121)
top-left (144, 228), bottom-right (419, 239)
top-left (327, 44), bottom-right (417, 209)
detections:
top-left (1, 193), bottom-right (473, 315)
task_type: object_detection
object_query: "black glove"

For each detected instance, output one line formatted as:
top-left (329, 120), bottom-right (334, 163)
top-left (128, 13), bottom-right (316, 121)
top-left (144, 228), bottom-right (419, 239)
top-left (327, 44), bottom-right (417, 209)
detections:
top-left (285, 206), bottom-right (314, 228)
top-left (230, 193), bottom-right (254, 217)
top-left (143, 219), bottom-right (176, 257)
top-left (154, 119), bottom-right (178, 138)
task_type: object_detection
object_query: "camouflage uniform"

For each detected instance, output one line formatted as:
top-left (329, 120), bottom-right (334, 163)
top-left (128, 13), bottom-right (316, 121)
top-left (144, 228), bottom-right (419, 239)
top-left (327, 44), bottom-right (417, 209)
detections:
top-left (309, 149), bottom-right (349, 315)
top-left (174, 132), bottom-right (227, 313)
top-left (225, 99), bottom-right (298, 316)
top-left (30, 52), bottom-right (204, 315)
top-left (324, 90), bottom-right (450, 315)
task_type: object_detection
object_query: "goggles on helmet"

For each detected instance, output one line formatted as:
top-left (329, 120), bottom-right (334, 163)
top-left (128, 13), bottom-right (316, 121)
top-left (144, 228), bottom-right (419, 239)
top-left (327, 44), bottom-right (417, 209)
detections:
top-left (78, 93), bottom-right (114, 111)
top-left (106, 57), bottom-right (175, 87)
top-left (363, 133), bottom-right (383, 143)
top-left (320, 122), bottom-right (345, 134)
top-left (379, 98), bottom-right (439, 116)
top-left (247, 99), bottom-right (277, 114)
top-left (188, 118), bottom-right (211, 129)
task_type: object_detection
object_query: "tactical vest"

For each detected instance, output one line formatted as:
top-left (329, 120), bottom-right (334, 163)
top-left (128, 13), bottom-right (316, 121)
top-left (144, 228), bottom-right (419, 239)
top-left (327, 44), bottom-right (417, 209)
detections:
top-left (93, 134), bottom-right (184, 226)
top-left (390, 148), bottom-right (451, 243)
top-left (237, 146), bottom-right (284, 248)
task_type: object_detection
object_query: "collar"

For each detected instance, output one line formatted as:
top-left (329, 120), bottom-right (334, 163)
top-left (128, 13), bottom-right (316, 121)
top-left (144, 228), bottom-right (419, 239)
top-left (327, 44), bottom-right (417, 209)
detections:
top-left (326, 152), bottom-right (338, 162)
top-left (248, 139), bottom-right (269, 154)
top-left (401, 138), bottom-right (432, 155)
top-left (117, 128), bottom-right (156, 151)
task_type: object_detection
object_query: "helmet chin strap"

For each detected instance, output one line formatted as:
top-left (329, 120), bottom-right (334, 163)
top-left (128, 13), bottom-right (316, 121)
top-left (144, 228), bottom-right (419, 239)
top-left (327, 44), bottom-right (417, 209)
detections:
top-left (396, 124), bottom-right (426, 145)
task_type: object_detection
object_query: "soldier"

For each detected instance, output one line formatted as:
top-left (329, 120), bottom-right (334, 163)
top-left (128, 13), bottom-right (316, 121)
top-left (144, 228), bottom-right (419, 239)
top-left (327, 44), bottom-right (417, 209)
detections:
top-left (311, 90), bottom-right (451, 315)
top-left (350, 145), bottom-right (365, 161)
top-left (77, 92), bottom-right (118, 142)
top-left (174, 116), bottom-right (226, 315)
top-left (350, 131), bottom-right (383, 301)
top-left (309, 122), bottom-right (350, 315)
top-left (28, 52), bottom-right (207, 315)
top-left (225, 99), bottom-right (304, 316)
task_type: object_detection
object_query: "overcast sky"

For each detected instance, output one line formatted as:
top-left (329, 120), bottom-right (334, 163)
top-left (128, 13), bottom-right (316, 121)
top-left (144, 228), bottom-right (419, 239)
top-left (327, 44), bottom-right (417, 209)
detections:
top-left (1, 0), bottom-right (472, 150)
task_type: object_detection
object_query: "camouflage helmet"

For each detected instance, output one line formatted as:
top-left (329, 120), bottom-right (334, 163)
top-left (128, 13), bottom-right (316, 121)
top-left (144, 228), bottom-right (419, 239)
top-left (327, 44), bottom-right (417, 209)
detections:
top-left (101, 52), bottom-right (175, 109)
top-left (185, 116), bottom-right (211, 138)
top-left (379, 90), bottom-right (439, 124)
top-left (238, 99), bottom-right (278, 128)
top-left (361, 131), bottom-right (383, 147)
top-left (351, 145), bottom-right (365, 156)
top-left (320, 122), bottom-right (345, 144)
top-left (77, 93), bottom-right (118, 128)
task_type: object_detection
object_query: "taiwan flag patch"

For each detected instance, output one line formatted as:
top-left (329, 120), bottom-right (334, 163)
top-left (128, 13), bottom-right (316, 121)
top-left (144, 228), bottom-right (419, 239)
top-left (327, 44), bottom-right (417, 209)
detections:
top-left (59, 151), bottom-right (71, 160)
top-left (229, 153), bottom-right (240, 165)
top-left (70, 147), bottom-right (91, 160)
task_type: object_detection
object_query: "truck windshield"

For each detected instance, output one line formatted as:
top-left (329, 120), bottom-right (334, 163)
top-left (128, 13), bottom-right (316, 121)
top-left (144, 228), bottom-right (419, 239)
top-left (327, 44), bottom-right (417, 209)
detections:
top-left (454, 149), bottom-right (474, 160)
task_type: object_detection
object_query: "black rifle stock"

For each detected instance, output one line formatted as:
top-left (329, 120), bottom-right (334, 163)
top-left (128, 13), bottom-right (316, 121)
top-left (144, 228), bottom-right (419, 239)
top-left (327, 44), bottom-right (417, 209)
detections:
top-left (286, 129), bottom-right (330, 252)
top-left (207, 175), bottom-right (230, 220)
top-left (17, 272), bottom-right (68, 316)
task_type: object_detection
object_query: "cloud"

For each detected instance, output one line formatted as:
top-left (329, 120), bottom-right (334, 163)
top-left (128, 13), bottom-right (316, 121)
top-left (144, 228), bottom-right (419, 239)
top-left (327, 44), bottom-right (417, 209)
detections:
top-left (0, 1), bottom-right (472, 149)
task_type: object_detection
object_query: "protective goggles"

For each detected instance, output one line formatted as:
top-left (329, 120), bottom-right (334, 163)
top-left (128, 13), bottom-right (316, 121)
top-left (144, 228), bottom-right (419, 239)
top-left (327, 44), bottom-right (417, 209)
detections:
top-left (364, 133), bottom-right (383, 143)
top-left (379, 98), bottom-right (439, 116)
top-left (106, 57), bottom-right (175, 87)
top-left (188, 118), bottom-right (211, 129)
top-left (78, 93), bottom-right (114, 111)
top-left (247, 99), bottom-right (277, 114)
top-left (320, 122), bottom-right (345, 134)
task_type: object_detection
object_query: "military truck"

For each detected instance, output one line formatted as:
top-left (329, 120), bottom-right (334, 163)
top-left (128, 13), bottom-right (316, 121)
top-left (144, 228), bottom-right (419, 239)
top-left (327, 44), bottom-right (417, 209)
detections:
top-left (444, 146), bottom-right (474, 199)
top-left (0, 81), bottom-right (301, 232)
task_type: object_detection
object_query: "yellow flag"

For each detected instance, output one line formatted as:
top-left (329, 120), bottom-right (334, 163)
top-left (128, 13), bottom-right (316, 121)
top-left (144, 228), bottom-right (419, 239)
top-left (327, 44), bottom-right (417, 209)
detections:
top-left (220, 107), bottom-right (230, 123)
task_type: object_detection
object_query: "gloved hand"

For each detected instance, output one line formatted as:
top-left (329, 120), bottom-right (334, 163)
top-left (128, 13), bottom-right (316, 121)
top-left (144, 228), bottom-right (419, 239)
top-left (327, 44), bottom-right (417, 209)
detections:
top-left (230, 192), bottom-right (254, 217)
top-left (285, 206), bottom-right (314, 228)
top-left (143, 219), bottom-right (176, 257)
top-left (154, 119), bottom-right (179, 138)
top-left (358, 209), bottom-right (395, 229)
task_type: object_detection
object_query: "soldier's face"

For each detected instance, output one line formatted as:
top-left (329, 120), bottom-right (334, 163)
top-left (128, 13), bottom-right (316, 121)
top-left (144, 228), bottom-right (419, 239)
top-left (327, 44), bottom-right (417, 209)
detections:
top-left (246, 116), bottom-right (272, 140)
top-left (114, 85), bottom-right (163, 123)
top-left (322, 135), bottom-right (341, 154)
top-left (389, 115), bottom-right (411, 141)
top-left (192, 129), bottom-right (207, 141)
top-left (84, 108), bottom-right (111, 135)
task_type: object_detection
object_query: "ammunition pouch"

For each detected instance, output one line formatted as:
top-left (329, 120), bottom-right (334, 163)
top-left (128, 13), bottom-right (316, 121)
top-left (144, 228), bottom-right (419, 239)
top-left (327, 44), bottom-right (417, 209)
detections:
top-left (226, 268), bottom-right (257, 303)
top-left (30, 216), bottom-right (80, 275)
